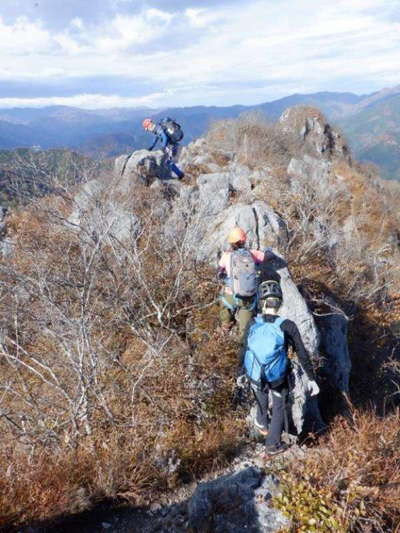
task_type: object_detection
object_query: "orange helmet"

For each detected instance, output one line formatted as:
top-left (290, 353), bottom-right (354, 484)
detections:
top-left (142, 118), bottom-right (154, 130)
top-left (228, 227), bottom-right (247, 244)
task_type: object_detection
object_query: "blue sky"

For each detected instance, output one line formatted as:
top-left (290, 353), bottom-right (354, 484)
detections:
top-left (0, 0), bottom-right (399, 108)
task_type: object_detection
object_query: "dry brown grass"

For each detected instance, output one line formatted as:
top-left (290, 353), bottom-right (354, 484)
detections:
top-left (0, 114), bottom-right (399, 530)
top-left (0, 185), bottom-right (249, 528)
top-left (207, 111), bottom-right (303, 169)
top-left (276, 409), bottom-right (400, 532)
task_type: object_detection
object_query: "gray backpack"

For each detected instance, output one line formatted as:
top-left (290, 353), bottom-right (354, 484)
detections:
top-left (230, 249), bottom-right (257, 298)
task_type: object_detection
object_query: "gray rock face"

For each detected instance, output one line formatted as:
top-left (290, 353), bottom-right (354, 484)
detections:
top-left (115, 149), bottom-right (167, 184)
top-left (0, 206), bottom-right (12, 257)
top-left (197, 172), bottom-right (231, 216)
top-left (69, 179), bottom-right (140, 243)
top-left (195, 201), bottom-right (288, 262)
top-left (188, 467), bottom-right (289, 533)
top-left (287, 155), bottom-right (332, 183)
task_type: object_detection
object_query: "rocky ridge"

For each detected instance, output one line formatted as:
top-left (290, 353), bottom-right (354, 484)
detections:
top-left (111, 108), bottom-right (352, 436)
top-left (2, 107), bottom-right (358, 532)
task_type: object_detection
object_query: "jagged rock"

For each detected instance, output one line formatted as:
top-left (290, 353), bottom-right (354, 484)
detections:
top-left (257, 253), bottom-right (324, 433)
top-left (0, 205), bottom-right (13, 257)
top-left (227, 164), bottom-right (253, 195)
top-left (188, 467), bottom-right (289, 533)
top-left (287, 154), bottom-right (332, 183)
top-left (69, 179), bottom-right (140, 242)
top-left (197, 172), bottom-right (231, 216)
top-left (195, 201), bottom-right (288, 261)
top-left (190, 153), bottom-right (223, 174)
top-left (115, 149), bottom-right (167, 184)
top-left (280, 106), bottom-right (350, 160)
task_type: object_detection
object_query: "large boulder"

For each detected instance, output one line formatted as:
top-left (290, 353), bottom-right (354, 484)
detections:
top-left (115, 149), bottom-right (167, 184)
top-left (188, 467), bottom-right (289, 533)
top-left (0, 206), bottom-right (12, 257)
top-left (68, 179), bottom-right (140, 243)
top-left (195, 201), bottom-right (288, 261)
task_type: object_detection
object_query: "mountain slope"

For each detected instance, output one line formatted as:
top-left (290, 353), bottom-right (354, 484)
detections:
top-left (338, 92), bottom-right (400, 180)
top-left (0, 107), bottom-right (399, 531)
top-left (0, 86), bottom-right (400, 178)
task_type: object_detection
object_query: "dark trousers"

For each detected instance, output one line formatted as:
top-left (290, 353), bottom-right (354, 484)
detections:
top-left (162, 144), bottom-right (184, 179)
top-left (252, 381), bottom-right (288, 449)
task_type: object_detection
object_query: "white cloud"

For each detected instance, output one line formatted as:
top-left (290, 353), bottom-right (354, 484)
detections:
top-left (0, 92), bottom-right (169, 109)
top-left (0, 0), bottom-right (399, 107)
top-left (0, 16), bottom-right (52, 54)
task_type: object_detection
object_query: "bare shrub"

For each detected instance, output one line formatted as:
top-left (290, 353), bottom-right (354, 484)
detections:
top-left (0, 179), bottom-right (246, 526)
top-left (0, 148), bottom-right (109, 207)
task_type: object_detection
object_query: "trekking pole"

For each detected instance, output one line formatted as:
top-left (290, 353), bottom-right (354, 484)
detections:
top-left (120, 151), bottom-right (134, 177)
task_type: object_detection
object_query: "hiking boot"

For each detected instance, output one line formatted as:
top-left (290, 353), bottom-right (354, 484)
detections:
top-left (264, 442), bottom-right (289, 457)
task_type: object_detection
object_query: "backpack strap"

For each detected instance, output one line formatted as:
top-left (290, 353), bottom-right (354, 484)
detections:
top-left (219, 294), bottom-right (257, 312)
top-left (219, 294), bottom-right (236, 312)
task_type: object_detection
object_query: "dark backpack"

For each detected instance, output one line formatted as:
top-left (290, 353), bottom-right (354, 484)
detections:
top-left (230, 248), bottom-right (257, 298)
top-left (159, 117), bottom-right (184, 143)
top-left (244, 316), bottom-right (287, 384)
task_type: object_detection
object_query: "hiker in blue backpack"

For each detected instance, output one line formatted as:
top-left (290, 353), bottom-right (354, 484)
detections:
top-left (142, 118), bottom-right (185, 179)
top-left (237, 280), bottom-right (320, 456)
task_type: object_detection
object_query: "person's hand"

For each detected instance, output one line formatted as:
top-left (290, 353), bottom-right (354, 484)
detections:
top-left (236, 374), bottom-right (247, 389)
top-left (308, 380), bottom-right (320, 396)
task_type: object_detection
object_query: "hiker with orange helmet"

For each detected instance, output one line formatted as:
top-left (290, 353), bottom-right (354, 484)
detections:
top-left (217, 227), bottom-right (265, 339)
top-left (142, 117), bottom-right (184, 180)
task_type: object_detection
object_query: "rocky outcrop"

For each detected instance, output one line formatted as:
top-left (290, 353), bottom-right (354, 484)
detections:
top-left (115, 148), bottom-right (167, 184)
top-left (279, 106), bottom-right (350, 160)
top-left (103, 106), bottom-right (351, 435)
top-left (69, 179), bottom-right (140, 242)
top-left (195, 201), bottom-right (288, 261)
top-left (0, 206), bottom-right (12, 257)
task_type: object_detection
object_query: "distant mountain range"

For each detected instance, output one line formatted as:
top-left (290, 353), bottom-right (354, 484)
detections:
top-left (0, 85), bottom-right (399, 179)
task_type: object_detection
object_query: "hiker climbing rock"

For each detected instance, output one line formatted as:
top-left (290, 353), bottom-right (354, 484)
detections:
top-left (142, 117), bottom-right (185, 180)
top-left (237, 280), bottom-right (320, 456)
top-left (217, 227), bottom-right (265, 340)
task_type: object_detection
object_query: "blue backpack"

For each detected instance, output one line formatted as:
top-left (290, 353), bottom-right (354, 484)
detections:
top-left (244, 316), bottom-right (288, 384)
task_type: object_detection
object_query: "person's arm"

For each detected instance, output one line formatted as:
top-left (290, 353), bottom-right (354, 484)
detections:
top-left (148, 134), bottom-right (159, 151)
top-left (160, 129), bottom-right (169, 149)
top-left (281, 319), bottom-right (316, 381)
top-left (217, 252), bottom-right (228, 281)
top-left (251, 250), bottom-right (265, 265)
